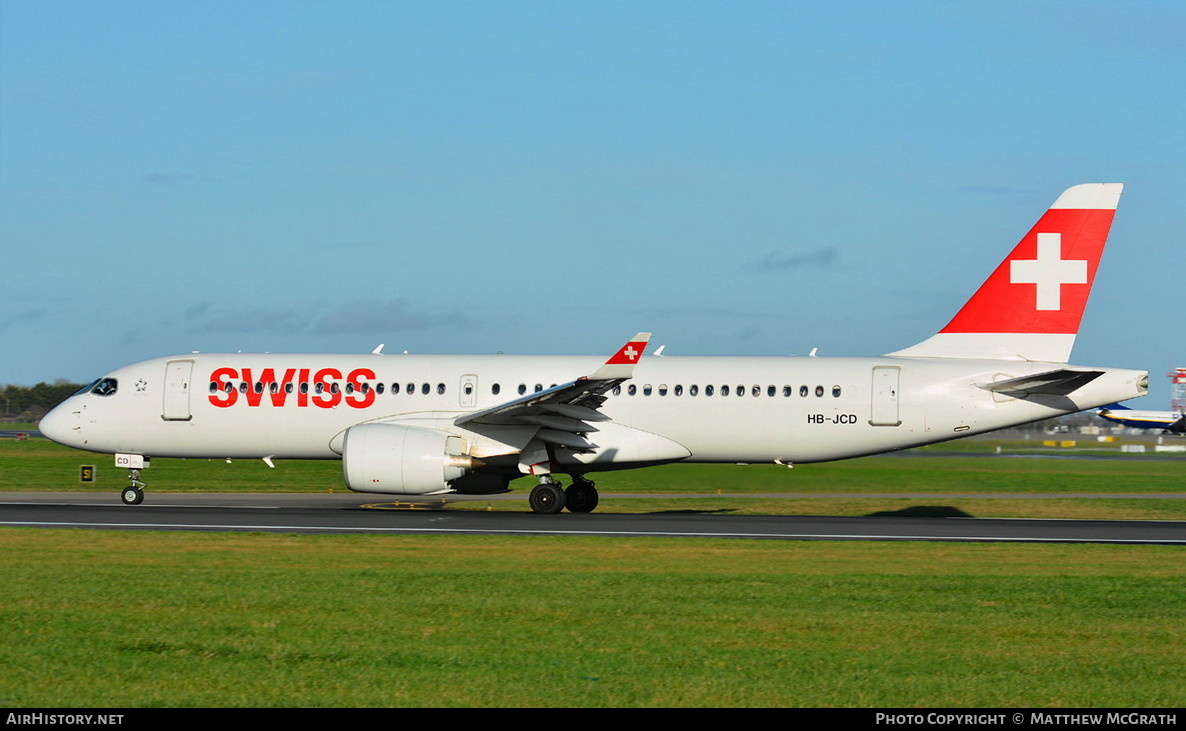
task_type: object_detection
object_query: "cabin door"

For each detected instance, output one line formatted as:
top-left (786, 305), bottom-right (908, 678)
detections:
top-left (163, 359), bottom-right (194, 421)
top-left (869, 366), bottom-right (901, 426)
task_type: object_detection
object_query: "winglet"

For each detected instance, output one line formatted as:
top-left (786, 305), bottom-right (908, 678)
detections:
top-left (588, 332), bottom-right (651, 380)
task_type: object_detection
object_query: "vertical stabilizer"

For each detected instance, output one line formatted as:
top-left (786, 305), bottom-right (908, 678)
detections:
top-left (888, 183), bottom-right (1122, 363)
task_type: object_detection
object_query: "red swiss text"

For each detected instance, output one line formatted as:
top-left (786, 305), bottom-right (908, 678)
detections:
top-left (208, 367), bottom-right (377, 409)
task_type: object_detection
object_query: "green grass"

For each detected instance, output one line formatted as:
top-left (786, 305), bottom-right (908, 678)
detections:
top-left (2, 437), bottom-right (1185, 707)
top-left (1, 530), bottom-right (1183, 708)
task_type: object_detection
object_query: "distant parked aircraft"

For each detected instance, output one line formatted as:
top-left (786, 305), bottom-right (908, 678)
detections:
top-left (1095, 403), bottom-right (1186, 434)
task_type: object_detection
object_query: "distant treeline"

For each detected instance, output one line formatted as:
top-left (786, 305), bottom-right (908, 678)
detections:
top-left (1, 380), bottom-right (86, 421)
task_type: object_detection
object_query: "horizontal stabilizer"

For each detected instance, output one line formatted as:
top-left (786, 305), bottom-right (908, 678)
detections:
top-left (977, 369), bottom-right (1105, 397)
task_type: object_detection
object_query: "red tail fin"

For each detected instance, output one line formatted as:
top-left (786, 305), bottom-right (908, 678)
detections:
top-left (889, 184), bottom-right (1122, 363)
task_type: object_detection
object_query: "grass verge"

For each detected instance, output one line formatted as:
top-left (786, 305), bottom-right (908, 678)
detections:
top-left (1, 529), bottom-right (1183, 708)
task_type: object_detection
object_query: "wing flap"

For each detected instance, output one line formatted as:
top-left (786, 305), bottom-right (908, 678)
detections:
top-left (454, 333), bottom-right (650, 452)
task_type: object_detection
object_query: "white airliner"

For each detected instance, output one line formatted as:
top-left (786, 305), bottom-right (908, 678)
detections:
top-left (1095, 403), bottom-right (1186, 434)
top-left (40, 184), bottom-right (1148, 513)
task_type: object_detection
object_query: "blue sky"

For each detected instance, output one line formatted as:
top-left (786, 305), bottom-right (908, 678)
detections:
top-left (2, 1), bottom-right (1184, 407)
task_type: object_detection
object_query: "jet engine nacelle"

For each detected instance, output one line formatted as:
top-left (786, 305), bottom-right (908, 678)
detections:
top-left (342, 423), bottom-right (478, 495)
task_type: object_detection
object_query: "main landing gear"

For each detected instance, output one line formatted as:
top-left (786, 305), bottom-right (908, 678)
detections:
top-left (528, 475), bottom-right (600, 515)
top-left (121, 469), bottom-right (146, 505)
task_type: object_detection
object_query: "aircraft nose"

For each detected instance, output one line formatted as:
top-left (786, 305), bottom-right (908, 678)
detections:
top-left (40, 402), bottom-right (83, 449)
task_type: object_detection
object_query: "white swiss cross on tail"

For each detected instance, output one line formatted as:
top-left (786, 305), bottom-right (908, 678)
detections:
top-left (1009, 232), bottom-right (1088, 311)
top-left (888, 184), bottom-right (1122, 364)
top-left (588, 332), bottom-right (652, 380)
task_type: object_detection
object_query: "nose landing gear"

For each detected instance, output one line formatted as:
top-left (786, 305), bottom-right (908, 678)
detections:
top-left (121, 468), bottom-right (146, 505)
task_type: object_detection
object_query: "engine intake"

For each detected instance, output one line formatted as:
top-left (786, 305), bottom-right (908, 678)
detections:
top-left (342, 424), bottom-right (479, 495)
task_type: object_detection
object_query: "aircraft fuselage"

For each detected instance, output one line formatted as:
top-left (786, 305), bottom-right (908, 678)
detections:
top-left (44, 352), bottom-right (1147, 471)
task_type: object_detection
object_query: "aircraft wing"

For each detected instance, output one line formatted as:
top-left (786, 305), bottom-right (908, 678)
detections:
top-left (977, 368), bottom-right (1105, 397)
top-left (453, 333), bottom-right (651, 451)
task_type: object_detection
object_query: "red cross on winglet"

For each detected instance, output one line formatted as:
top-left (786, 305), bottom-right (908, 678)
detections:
top-left (588, 332), bottom-right (652, 380)
top-left (606, 338), bottom-right (649, 365)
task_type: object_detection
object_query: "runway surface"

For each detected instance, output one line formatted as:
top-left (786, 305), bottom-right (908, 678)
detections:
top-left (1, 492), bottom-right (1183, 544)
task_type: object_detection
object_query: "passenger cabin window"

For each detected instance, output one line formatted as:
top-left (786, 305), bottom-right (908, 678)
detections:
top-left (832, 385), bottom-right (842, 397)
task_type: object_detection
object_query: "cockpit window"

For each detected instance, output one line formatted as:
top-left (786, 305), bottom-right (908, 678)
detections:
top-left (91, 378), bottom-right (118, 397)
top-left (73, 379), bottom-right (101, 397)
